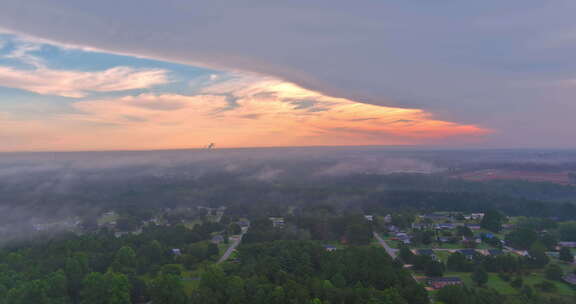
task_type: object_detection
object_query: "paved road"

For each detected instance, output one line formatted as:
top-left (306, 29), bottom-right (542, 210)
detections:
top-left (217, 231), bottom-right (246, 264)
top-left (373, 232), bottom-right (398, 259)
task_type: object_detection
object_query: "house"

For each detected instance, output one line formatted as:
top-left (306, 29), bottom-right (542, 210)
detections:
top-left (427, 277), bottom-right (463, 289)
top-left (459, 249), bottom-right (478, 260)
top-left (211, 235), bottom-right (224, 244)
top-left (502, 224), bottom-right (515, 230)
top-left (563, 273), bottom-right (576, 285)
top-left (436, 223), bottom-right (455, 230)
top-left (364, 215), bottom-right (374, 221)
top-left (388, 225), bottom-right (400, 233)
top-left (483, 233), bottom-right (495, 239)
top-left (558, 241), bottom-right (576, 248)
top-left (438, 237), bottom-right (450, 243)
top-left (488, 249), bottom-right (503, 256)
top-left (172, 248), bottom-right (182, 256)
top-left (383, 214), bottom-right (392, 223)
top-left (423, 214), bottom-right (449, 221)
top-left (324, 245), bottom-right (338, 252)
top-left (269, 217), bottom-right (285, 229)
top-left (465, 224), bottom-right (481, 230)
top-left (397, 235), bottom-right (412, 244)
top-left (470, 213), bottom-right (485, 220)
top-left (417, 249), bottom-right (437, 260)
top-left (238, 220), bottom-right (250, 227)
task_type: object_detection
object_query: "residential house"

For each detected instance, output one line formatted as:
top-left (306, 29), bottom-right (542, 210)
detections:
top-left (558, 241), bottom-right (576, 248)
top-left (324, 245), bottom-right (338, 252)
top-left (563, 273), bottom-right (576, 285)
top-left (383, 214), bottom-right (392, 223)
top-left (459, 249), bottom-right (478, 260)
top-left (465, 224), bottom-right (481, 230)
top-left (417, 249), bottom-right (437, 261)
top-left (172, 248), bottom-right (182, 256)
top-left (211, 235), bottom-right (224, 244)
top-left (427, 277), bottom-right (463, 289)
top-left (488, 249), bottom-right (503, 256)
top-left (269, 217), bottom-right (285, 229)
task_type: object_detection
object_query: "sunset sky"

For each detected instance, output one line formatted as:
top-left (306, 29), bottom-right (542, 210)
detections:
top-left (0, 1), bottom-right (575, 151)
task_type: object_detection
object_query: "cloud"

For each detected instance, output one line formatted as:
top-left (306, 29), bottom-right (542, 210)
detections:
top-left (2, 1), bottom-right (576, 147)
top-left (0, 66), bottom-right (169, 97)
top-left (0, 77), bottom-right (483, 151)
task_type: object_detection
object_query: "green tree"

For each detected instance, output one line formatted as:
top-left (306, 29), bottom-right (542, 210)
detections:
top-left (505, 228), bottom-right (538, 250)
top-left (229, 223), bottom-right (242, 235)
top-left (111, 246), bottom-right (137, 274)
top-left (345, 223), bottom-right (371, 245)
top-left (471, 267), bottom-right (488, 286)
top-left (510, 276), bottom-right (523, 289)
top-left (81, 272), bottom-right (131, 304)
top-left (480, 209), bottom-right (504, 233)
top-left (398, 245), bottom-right (414, 264)
top-left (149, 273), bottom-right (187, 304)
top-left (545, 264), bottom-right (563, 281)
top-left (46, 270), bottom-right (70, 302)
top-left (425, 261), bottom-right (444, 277)
top-left (559, 222), bottom-right (576, 241)
top-left (559, 247), bottom-right (574, 263)
top-left (528, 241), bottom-right (549, 268)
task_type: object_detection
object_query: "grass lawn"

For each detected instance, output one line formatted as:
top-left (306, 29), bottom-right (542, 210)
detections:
top-left (444, 272), bottom-right (516, 295)
top-left (435, 251), bottom-right (450, 263)
top-left (442, 271), bottom-right (575, 297)
top-left (218, 243), bottom-right (229, 255)
top-left (97, 212), bottom-right (118, 225)
top-left (522, 272), bottom-right (575, 297)
top-left (183, 219), bottom-right (203, 229)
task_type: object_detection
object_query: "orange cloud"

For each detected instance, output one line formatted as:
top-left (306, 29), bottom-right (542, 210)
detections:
top-left (0, 66), bottom-right (168, 97)
top-left (0, 78), bottom-right (489, 151)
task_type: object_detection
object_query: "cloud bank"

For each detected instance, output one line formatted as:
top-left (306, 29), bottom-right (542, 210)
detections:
top-left (0, 76), bottom-right (487, 151)
top-left (0, 1), bottom-right (575, 147)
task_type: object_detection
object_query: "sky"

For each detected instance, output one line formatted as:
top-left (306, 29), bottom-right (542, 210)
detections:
top-left (0, 1), bottom-right (574, 151)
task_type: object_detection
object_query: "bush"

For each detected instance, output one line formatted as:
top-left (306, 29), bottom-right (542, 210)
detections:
top-left (534, 280), bottom-right (557, 292)
top-left (498, 272), bottom-right (510, 281)
top-left (510, 276), bottom-right (523, 289)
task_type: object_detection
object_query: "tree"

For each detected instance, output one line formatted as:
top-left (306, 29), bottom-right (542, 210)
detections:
top-left (81, 272), bottom-right (131, 304)
top-left (471, 267), bottom-right (488, 286)
top-left (425, 261), bottom-right (444, 277)
top-left (505, 228), bottom-right (538, 250)
top-left (149, 274), bottom-right (187, 304)
top-left (65, 256), bottom-right (89, 302)
top-left (528, 241), bottom-right (549, 268)
top-left (559, 222), bottom-right (576, 241)
top-left (46, 270), bottom-right (70, 302)
top-left (446, 253), bottom-right (471, 272)
top-left (398, 245), bottom-right (414, 264)
top-left (345, 223), bottom-right (371, 245)
top-left (510, 276), bottom-right (523, 289)
top-left (229, 223), bottom-right (242, 235)
top-left (111, 246), bottom-right (137, 274)
top-left (456, 226), bottom-right (473, 238)
top-left (480, 209), bottom-right (504, 233)
top-left (545, 264), bottom-right (563, 281)
top-left (559, 247), bottom-right (574, 263)
top-left (206, 243), bottom-right (219, 258)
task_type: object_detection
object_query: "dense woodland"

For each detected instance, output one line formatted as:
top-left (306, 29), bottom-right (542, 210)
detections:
top-left (1, 150), bottom-right (576, 303)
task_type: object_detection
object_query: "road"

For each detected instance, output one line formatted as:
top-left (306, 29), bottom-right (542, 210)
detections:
top-left (217, 231), bottom-right (247, 264)
top-left (373, 232), bottom-right (398, 259)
